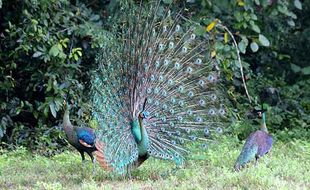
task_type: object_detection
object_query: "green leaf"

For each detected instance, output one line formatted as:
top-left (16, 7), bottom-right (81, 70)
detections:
top-left (0, 128), bottom-right (3, 139)
top-left (291, 64), bottom-right (301, 73)
top-left (49, 45), bottom-right (59, 57)
top-left (162, 0), bottom-right (173, 4)
top-left (251, 23), bottom-right (261, 33)
top-left (250, 42), bottom-right (259, 52)
top-left (294, 0), bottom-right (302, 10)
top-left (254, 0), bottom-right (260, 5)
top-left (33, 51), bottom-right (43, 58)
top-left (287, 20), bottom-right (295, 27)
top-left (49, 101), bottom-right (57, 118)
top-left (74, 54), bottom-right (79, 61)
top-left (301, 66), bottom-right (310, 75)
top-left (238, 41), bottom-right (247, 54)
top-left (90, 14), bottom-right (100, 21)
top-left (258, 34), bottom-right (270, 47)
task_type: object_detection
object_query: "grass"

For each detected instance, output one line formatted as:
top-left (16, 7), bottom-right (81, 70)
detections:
top-left (0, 137), bottom-right (309, 190)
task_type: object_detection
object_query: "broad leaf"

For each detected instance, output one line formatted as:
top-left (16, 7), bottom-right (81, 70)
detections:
top-left (259, 34), bottom-right (270, 47)
top-left (250, 42), bottom-right (259, 52)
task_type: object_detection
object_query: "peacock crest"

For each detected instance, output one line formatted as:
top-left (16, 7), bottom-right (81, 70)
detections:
top-left (91, 1), bottom-right (228, 174)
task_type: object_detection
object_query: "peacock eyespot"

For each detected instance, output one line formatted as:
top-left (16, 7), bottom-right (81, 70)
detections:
top-left (182, 46), bottom-right (188, 53)
top-left (187, 109), bottom-right (193, 115)
top-left (162, 90), bottom-right (168, 96)
top-left (174, 62), bottom-right (181, 69)
top-left (154, 87), bottom-right (159, 94)
top-left (163, 25), bottom-right (168, 32)
top-left (190, 33), bottom-right (196, 40)
top-left (147, 99), bottom-right (153, 105)
top-left (201, 144), bottom-right (208, 149)
top-left (178, 86), bottom-right (184, 93)
top-left (161, 117), bottom-right (167, 122)
top-left (188, 91), bottom-right (194, 97)
top-left (150, 75), bottom-right (156, 81)
top-left (219, 108), bottom-right (226, 116)
top-left (195, 58), bottom-right (202, 65)
top-left (196, 116), bottom-right (203, 123)
top-left (211, 94), bottom-right (217, 101)
top-left (186, 67), bottom-right (193, 74)
top-left (204, 127), bottom-right (210, 136)
top-left (199, 99), bottom-right (206, 106)
top-left (185, 128), bottom-right (191, 133)
top-left (147, 88), bottom-right (152, 94)
top-left (162, 104), bottom-right (168, 110)
top-left (198, 79), bottom-right (205, 87)
top-left (216, 127), bottom-right (223, 134)
top-left (207, 74), bottom-right (215, 82)
top-left (171, 97), bottom-right (176, 104)
top-left (179, 139), bottom-right (184, 144)
top-left (164, 59), bottom-right (170, 66)
top-left (168, 79), bottom-right (174, 85)
top-left (155, 100), bottom-right (159, 106)
top-left (190, 135), bottom-right (197, 141)
top-left (208, 109), bottom-right (216, 116)
top-left (148, 48), bottom-right (152, 54)
top-left (159, 43), bottom-right (164, 50)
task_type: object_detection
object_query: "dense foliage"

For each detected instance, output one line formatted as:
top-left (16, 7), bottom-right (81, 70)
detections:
top-left (0, 0), bottom-right (309, 154)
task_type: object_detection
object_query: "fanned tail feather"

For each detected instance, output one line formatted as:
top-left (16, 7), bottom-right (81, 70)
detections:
top-left (94, 141), bottom-right (112, 171)
top-left (92, 1), bottom-right (227, 174)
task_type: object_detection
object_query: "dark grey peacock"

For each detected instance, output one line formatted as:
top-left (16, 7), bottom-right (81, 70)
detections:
top-left (234, 109), bottom-right (273, 171)
top-left (91, 1), bottom-right (227, 175)
top-left (63, 101), bottom-right (97, 165)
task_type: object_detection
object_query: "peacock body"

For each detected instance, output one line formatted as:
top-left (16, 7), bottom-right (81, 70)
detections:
top-left (63, 102), bottom-right (97, 163)
top-left (234, 111), bottom-right (273, 171)
top-left (91, 1), bottom-right (227, 174)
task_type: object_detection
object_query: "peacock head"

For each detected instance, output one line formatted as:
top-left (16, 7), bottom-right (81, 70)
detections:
top-left (139, 111), bottom-right (150, 119)
top-left (138, 98), bottom-right (149, 120)
top-left (63, 99), bottom-right (73, 111)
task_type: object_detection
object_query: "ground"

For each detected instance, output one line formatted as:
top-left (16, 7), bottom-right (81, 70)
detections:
top-left (0, 137), bottom-right (309, 190)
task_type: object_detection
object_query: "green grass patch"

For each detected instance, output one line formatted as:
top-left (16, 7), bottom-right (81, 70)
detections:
top-left (0, 137), bottom-right (309, 189)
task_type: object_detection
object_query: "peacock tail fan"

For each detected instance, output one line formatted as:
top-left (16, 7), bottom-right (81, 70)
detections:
top-left (91, 1), bottom-right (228, 175)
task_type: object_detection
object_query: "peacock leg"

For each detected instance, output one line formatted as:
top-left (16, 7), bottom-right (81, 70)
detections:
top-left (88, 152), bottom-right (96, 174)
top-left (79, 151), bottom-right (86, 164)
top-left (255, 156), bottom-right (260, 167)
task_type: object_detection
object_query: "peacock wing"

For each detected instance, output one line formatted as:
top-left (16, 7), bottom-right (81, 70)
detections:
top-left (257, 131), bottom-right (273, 156)
top-left (76, 127), bottom-right (95, 147)
top-left (235, 132), bottom-right (259, 166)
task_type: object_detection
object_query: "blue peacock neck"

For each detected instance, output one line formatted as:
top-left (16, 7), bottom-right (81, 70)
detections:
top-left (131, 117), bottom-right (149, 156)
top-left (260, 112), bottom-right (268, 133)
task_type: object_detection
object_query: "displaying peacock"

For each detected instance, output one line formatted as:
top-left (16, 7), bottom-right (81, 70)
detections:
top-left (91, 1), bottom-right (227, 175)
top-left (63, 101), bottom-right (97, 165)
top-left (234, 109), bottom-right (273, 171)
